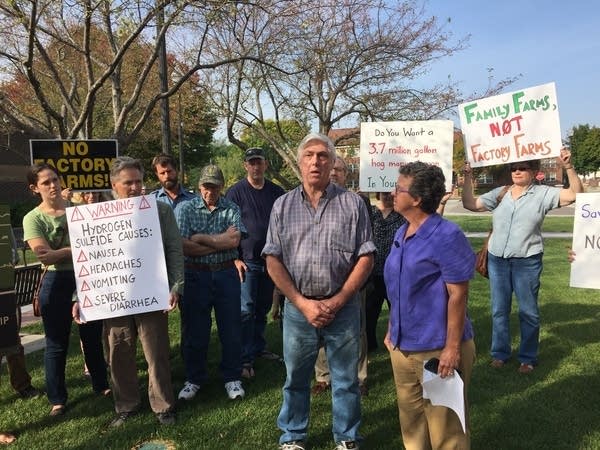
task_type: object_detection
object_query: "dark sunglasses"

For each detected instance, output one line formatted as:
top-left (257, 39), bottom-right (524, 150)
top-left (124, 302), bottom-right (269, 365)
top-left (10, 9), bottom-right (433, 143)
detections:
top-left (511, 165), bottom-right (531, 172)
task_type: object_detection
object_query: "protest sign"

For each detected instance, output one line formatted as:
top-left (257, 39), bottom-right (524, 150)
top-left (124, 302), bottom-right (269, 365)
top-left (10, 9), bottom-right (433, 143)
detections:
top-left (458, 82), bottom-right (562, 168)
top-left (570, 193), bottom-right (600, 289)
top-left (359, 120), bottom-right (454, 192)
top-left (30, 139), bottom-right (118, 190)
top-left (67, 195), bottom-right (170, 321)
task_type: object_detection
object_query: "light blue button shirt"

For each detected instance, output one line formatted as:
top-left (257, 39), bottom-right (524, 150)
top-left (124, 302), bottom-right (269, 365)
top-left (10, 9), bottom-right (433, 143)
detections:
top-left (480, 184), bottom-right (560, 258)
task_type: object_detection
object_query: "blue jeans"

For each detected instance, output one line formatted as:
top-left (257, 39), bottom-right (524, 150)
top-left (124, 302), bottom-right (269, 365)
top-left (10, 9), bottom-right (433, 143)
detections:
top-left (240, 260), bottom-right (274, 364)
top-left (278, 295), bottom-right (361, 444)
top-left (488, 252), bottom-right (542, 365)
top-left (181, 267), bottom-right (242, 384)
top-left (40, 271), bottom-right (108, 404)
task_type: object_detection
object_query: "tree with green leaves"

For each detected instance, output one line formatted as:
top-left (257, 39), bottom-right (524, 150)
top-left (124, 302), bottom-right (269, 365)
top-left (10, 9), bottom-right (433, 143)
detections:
top-left (239, 120), bottom-right (309, 189)
top-left (0, 1), bottom-right (259, 153)
top-left (205, 0), bottom-right (517, 180)
top-left (568, 124), bottom-right (600, 178)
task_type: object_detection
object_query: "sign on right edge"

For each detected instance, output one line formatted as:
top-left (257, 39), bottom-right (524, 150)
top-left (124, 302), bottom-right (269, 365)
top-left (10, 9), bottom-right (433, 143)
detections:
top-left (459, 82), bottom-right (562, 168)
top-left (570, 193), bottom-right (600, 289)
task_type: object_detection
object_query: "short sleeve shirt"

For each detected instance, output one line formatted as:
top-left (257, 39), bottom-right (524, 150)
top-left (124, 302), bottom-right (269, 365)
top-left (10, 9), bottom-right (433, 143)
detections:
top-left (384, 214), bottom-right (475, 351)
top-left (479, 184), bottom-right (560, 258)
top-left (225, 178), bottom-right (285, 262)
top-left (262, 183), bottom-right (375, 297)
top-left (23, 207), bottom-right (72, 271)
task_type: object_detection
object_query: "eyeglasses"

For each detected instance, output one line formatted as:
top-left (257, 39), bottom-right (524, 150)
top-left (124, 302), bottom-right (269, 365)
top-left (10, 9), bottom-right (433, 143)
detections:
top-left (511, 165), bottom-right (531, 172)
top-left (394, 185), bottom-right (411, 195)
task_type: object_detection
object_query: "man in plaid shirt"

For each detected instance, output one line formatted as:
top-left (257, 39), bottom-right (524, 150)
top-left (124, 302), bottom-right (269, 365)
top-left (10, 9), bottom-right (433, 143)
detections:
top-left (175, 164), bottom-right (248, 402)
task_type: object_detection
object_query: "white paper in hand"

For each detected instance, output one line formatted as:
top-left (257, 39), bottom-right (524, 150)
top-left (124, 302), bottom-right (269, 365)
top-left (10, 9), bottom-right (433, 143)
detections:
top-left (422, 360), bottom-right (466, 433)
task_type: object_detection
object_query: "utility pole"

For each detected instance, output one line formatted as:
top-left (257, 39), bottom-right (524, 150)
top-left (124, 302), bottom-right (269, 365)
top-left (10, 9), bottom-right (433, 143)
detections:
top-left (177, 88), bottom-right (184, 184)
top-left (157, 1), bottom-right (171, 154)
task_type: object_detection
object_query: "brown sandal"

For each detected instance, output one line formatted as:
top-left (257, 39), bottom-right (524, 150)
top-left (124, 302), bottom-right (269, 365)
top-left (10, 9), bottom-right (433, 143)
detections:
top-left (0, 432), bottom-right (16, 445)
top-left (518, 363), bottom-right (534, 374)
top-left (49, 405), bottom-right (66, 417)
top-left (490, 359), bottom-right (505, 368)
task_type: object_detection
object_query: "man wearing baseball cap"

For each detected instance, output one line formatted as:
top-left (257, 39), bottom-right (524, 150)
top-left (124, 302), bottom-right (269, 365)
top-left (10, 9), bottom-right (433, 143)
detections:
top-left (175, 164), bottom-right (248, 401)
top-left (226, 148), bottom-right (285, 378)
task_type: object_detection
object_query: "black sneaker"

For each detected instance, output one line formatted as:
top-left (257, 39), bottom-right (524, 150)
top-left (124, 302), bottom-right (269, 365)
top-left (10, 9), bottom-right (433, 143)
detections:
top-left (156, 411), bottom-right (176, 425)
top-left (19, 386), bottom-right (43, 399)
top-left (109, 411), bottom-right (136, 428)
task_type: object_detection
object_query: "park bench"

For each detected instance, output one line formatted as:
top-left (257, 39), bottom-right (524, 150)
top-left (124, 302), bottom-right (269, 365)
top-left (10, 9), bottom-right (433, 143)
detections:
top-left (14, 263), bottom-right (43, 329)
top-left (14, 263), bottom-right (43, 308)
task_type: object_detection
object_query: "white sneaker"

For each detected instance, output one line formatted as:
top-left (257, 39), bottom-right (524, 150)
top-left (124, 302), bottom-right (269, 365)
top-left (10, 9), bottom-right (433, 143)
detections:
top-left (178, 381), bottom-right (200, 400)
top-left (334, 441), bottom-right (359, 450)
top-left (279, 441), bottom-right (306, 450)
top-left (224, 380), bottom-right (245, 400)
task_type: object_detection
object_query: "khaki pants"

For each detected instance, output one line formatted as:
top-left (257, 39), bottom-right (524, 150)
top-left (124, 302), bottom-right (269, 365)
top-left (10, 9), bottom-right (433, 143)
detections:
top-left (106, 311), bottom-right (175, 414)
top-left (389, 339), bottom-right (476, 450)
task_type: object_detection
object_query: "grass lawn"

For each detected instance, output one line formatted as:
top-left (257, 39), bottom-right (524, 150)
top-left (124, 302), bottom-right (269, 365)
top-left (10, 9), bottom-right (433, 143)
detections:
top-left (2, 217), bottom-right (597, 449)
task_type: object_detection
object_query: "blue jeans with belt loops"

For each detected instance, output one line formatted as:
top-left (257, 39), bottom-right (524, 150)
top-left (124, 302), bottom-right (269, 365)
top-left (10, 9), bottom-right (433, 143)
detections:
top-left (240, 260), bottom-right (274, 364)
top-left (180, 267), bottom-right (242, 384)
top-left (277, 294), bottom-right (361, 444)
top-left (488, 252), bottom-right (542, 365)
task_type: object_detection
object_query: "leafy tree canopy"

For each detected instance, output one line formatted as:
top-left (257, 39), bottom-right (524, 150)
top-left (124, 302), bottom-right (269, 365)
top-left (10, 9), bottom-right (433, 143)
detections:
top-left (568, 124), bottom-right (600, 177)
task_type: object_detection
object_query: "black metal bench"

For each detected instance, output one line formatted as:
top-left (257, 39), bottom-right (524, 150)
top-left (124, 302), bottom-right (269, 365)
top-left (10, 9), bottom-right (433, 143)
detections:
top-left (15, 263), bottom-right (43, 307)
top-left (14, 263), bottom-right (43, 328)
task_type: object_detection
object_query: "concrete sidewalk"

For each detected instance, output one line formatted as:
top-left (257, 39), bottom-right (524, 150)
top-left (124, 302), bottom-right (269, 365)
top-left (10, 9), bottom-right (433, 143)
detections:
top-left (443, 198), bottom-right (576, 217)
top-left (17, 305), bottom-right (45, 356)
top-left (465, 231), bottom-right (573, 238)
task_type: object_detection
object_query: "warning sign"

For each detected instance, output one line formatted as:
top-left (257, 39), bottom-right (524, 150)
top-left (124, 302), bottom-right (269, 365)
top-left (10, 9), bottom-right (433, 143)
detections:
top-left (30, 139), bottom-right (118, 190)
top-left (67, 195), bottom-right (170, 321)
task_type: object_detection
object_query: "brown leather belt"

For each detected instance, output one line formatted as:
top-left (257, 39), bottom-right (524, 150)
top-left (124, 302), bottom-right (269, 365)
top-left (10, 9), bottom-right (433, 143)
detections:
top-left (185, 260), bottom-right (235, 272)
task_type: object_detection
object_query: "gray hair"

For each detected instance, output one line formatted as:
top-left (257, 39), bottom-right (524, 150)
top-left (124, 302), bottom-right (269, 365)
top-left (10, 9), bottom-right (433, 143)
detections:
top-left (110, 156), bottom-right (144, 182)
top-left (334, 156), bottom-right (348, 173)
top-left (296, 132), bottom-right (336, 163)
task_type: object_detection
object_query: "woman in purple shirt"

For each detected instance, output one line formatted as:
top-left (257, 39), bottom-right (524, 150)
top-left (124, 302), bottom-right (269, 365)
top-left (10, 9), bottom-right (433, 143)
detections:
top-left (384, 162), bottom-right (476, 450)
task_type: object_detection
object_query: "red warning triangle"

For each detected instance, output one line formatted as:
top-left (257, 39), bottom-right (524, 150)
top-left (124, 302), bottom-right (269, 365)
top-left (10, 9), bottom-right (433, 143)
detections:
top-left (80, 280), bottom-right (90, 292)
top-left (79, 265), bottom-right (90, 277)
top-left (70, 207), bottom-right (85, 222)
top-left (82, 296), bottom-right (93, 308)
top-left (139, 195), bottom-right (151, 210)
top-left (77, 250), bottom-right (88, 263)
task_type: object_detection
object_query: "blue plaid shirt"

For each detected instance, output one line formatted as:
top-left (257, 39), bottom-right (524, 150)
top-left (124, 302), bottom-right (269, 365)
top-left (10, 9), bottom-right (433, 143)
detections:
top-left (262, 183), bottom-right (375, 297)
top-left (175, 196), bottom-right (246, 264)
top-left (151, 186), bottom-right (197, 213)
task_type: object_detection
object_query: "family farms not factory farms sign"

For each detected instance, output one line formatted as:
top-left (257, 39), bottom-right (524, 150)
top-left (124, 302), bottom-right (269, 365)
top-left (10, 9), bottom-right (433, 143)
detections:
top-left (459, 82), bottom-right (562, 168)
